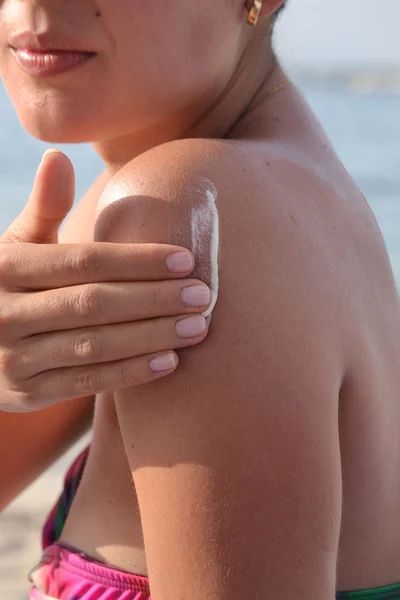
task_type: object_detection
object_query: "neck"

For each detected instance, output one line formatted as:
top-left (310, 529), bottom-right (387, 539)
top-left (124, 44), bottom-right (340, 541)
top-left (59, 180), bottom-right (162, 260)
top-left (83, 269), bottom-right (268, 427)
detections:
top-left (94, 38), bottom-right (281, 175)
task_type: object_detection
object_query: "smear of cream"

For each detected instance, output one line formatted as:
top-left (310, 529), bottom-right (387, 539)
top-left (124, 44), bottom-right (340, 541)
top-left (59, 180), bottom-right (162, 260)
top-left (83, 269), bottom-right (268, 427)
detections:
top-left (190, 181), bottom-right (219, 319)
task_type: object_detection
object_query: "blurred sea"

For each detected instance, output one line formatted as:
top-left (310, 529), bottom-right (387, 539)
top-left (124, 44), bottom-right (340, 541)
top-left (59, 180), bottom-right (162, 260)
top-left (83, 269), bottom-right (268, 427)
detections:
top-left (0, 77), bottom-right (399, 285)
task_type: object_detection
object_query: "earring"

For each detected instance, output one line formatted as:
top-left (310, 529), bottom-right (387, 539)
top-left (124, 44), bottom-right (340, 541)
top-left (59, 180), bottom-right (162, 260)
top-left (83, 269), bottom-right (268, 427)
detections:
top-left (248, 0), bottom-right (263, 26)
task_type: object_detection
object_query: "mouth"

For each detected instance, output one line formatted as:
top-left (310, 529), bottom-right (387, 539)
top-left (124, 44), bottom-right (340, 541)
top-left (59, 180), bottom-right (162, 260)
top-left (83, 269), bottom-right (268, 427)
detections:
top-left (8, 31), bottom-right (97, 77)
top-left (10, 48), bottom-right (97, 77)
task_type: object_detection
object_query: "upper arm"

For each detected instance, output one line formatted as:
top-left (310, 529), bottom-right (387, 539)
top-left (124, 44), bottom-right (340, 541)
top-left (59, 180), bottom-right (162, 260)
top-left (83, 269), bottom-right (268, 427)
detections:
top-left (95, 141), bottom-right (344, 599)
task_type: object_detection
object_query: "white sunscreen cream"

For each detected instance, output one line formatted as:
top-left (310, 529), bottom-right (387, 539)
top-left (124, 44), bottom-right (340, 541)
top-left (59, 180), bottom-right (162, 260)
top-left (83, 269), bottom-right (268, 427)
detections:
top-left (94, 173), bottom-right (220, 319)
top-left (189, 180), bottom-right (219, 319)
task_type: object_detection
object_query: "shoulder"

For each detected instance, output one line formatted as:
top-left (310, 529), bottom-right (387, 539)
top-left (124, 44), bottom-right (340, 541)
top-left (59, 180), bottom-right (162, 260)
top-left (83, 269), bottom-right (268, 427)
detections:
top-left (94, 135), bottom-right (334, 227)
top-left (94, 137), bottom-right (249, 224)
top-left (95, 137), bottom-right (345, 379)
top-left (94, 135), bottom-right (324, 256)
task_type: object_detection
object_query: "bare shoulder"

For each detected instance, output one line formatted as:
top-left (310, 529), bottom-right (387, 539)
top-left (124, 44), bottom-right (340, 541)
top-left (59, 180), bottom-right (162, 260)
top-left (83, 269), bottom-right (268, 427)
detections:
top-left (94, 135), bottom-right (319, 256)
top-left (95, 137), bottom-right (346, 391)
top-left (96, 139), bottom-right (341, 291)
top-left (94, 137), bottom-right (241, 228)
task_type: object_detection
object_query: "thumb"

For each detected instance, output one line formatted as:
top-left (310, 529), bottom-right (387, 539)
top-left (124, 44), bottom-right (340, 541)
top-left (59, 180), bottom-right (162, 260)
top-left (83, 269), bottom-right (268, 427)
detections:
top-left (1, 149), bottom-right (75, 244)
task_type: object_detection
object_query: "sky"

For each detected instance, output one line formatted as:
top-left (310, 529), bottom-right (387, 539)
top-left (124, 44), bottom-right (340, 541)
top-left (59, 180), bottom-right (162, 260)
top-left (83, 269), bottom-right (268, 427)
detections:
top-left (275, 0), bottom-right (400, 71)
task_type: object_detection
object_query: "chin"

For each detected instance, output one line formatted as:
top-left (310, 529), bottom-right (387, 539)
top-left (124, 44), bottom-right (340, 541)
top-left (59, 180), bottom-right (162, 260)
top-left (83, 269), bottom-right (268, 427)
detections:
top-left (18, 111), bottom-right (102, 144)
top-left (26, 129), bottom-right (90, 144)
top-left (28, 128), bottom-right (92, 144)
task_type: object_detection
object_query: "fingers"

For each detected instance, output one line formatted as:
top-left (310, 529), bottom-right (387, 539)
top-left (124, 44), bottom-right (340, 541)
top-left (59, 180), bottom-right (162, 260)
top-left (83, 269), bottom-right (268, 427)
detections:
top-left (8, 280), bottom-right (210, 337)
top-left (0, 150), bottom-right (75, 244)
top-left (0, 242), bottom-right (195, 290)
top-left (0, 302), bottom-right (210, 412)
top-left (2, 351), bottom-right (181, 411)
top-left (14, 313), bottom-right (208, 377)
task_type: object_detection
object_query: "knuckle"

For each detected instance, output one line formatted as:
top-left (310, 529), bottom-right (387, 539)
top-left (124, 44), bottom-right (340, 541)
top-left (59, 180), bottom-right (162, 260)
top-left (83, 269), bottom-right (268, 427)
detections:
top-left (143, 320), bottom-right (160, 349)
top-left (0, 365), bottom-right (47, 411)
top-left (71, 286), bottom-right (105, 320)
top-left (146, 317), bottom-right (171, 349)
top-left (73, 330), bottom-right (102, 361)
top-left (149, 282), bottom-right (168, 314)
top-left (8, 377), bottom-right (39, 406)
top-left (0, 249), bottom-right (14, 282)
top-left (0, 294), bottom-right (29, 342)
top-left (120, 360), bottom-right (138, 387)
top-left (0, 348), bottom-right (21, 381)
top-left (0, 302), bottom-right (13, 338)
top-left (69, 246), bottom-right (100, 279)
top-left (14, 391), bottom-right (35, 409)
top-left (151, 289), bottom-right (157, 311)
top-left (74, 367), bottom-right (99, 395)
top-left (150, 285), bottom-right (161, 313)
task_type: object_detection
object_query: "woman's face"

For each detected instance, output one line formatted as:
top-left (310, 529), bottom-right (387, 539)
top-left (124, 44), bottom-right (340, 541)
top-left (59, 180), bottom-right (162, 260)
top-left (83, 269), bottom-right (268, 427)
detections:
top-left (0, 0), bottom-right (246, 143)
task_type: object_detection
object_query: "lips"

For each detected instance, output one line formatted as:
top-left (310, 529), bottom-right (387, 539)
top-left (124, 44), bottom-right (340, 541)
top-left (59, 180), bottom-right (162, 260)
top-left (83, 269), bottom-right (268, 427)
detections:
top-left (11, 48), bottom-right (96, 77)
top-left (8, 30), bottom-right (97, 77)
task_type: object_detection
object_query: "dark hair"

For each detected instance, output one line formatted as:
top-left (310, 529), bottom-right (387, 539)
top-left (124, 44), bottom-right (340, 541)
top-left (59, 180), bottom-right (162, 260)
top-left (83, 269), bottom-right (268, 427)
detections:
top-left (274, 1), bottom-right (287, 19)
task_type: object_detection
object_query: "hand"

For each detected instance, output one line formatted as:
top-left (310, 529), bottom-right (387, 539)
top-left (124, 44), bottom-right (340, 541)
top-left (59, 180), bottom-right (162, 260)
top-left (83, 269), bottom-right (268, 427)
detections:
top-left (0, 150), bottom-right (210, 412)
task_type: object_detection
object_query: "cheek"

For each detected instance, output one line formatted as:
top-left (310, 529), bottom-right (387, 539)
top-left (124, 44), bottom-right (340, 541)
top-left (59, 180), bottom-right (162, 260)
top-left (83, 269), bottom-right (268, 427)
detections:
top-left (103, 0), bottom-right (239, 105)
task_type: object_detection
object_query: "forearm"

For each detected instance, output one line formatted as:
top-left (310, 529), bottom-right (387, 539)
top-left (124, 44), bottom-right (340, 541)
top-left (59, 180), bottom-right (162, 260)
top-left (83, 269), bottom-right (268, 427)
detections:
top-left (0, 395), bottom-right (94, 510)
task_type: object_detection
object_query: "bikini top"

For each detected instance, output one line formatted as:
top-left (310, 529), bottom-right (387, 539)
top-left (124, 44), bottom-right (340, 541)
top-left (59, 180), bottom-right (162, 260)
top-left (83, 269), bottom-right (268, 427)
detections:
top-left (42, 445), bottom-right (90, 550)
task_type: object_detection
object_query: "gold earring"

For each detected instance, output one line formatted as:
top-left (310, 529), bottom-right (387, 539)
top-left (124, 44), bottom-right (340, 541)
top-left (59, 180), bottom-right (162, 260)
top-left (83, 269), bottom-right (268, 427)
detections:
top-left (248, 0), bottom-right (263, 26)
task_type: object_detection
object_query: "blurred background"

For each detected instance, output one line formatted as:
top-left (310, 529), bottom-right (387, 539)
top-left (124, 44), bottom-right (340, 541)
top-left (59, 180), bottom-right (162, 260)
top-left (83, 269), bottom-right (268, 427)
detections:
top-left (0, 1), bottom-right (399, 598)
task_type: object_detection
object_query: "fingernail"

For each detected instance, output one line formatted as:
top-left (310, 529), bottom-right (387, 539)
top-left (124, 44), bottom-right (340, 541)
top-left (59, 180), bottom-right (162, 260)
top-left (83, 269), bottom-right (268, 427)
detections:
top-left (166, 252), bottom-right (194, 273)
top-left (43, 148), bottom-right (60, 158)
top-left (40, 148), bottom-right (60, 165)
top-left (181, 285), bottom-right (211, 307)
top-left (176, 315), bottom-right (207, 338)
top-left (149, 352), bottom-right (177, 373)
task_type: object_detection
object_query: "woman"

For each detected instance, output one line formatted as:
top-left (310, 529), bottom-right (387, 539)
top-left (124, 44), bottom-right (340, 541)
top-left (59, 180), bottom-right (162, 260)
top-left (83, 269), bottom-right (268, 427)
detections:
top-left (0, 1), bottom-right (399, 599)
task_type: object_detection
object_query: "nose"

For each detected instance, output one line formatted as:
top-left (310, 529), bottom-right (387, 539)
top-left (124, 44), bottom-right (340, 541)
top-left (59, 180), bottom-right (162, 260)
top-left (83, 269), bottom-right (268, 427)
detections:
top-left (2, 0), bottom-right (79, 35)
top-left (23, 2), bottom-right (51, 36)
top-left (2, 0), bottom-right (51, 34)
